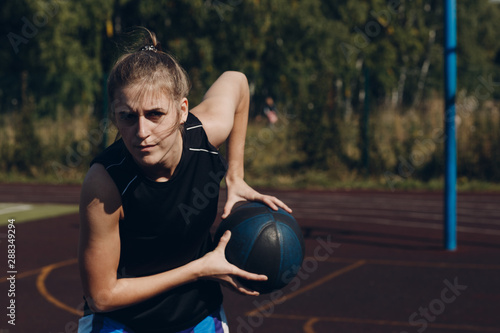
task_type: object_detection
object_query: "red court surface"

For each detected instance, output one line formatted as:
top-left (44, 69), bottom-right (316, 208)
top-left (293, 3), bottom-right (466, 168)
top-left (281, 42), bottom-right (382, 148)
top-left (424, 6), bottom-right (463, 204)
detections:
top-left (0, 183), bottom-right (499, 333)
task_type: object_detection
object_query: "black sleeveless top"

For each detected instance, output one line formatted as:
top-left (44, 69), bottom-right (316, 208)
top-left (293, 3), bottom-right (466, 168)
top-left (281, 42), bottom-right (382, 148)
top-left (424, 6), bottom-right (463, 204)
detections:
top-left (86, 113), bottom-right (227, 332)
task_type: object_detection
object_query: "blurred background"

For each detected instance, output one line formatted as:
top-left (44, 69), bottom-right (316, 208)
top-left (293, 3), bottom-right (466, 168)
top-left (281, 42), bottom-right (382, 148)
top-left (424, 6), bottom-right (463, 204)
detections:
top-left (1, 0), bottom-right (500, 190)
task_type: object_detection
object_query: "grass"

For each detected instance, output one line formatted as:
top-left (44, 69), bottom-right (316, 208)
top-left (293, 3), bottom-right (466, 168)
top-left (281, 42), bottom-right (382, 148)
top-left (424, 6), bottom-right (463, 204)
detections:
top-left (241, 98), bottom-right (500, 192)
top-left (0, 203), bottom-right (79, 226)
top-left (245, 169), bottom-right (500, 192)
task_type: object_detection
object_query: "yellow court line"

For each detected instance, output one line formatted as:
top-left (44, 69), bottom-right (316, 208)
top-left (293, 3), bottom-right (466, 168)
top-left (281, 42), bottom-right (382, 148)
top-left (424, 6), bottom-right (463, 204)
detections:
top-left (36, 258), bottom-right (83, 317)
top-left (323, 257), bottom-right (500, 270)
top-left (303, 317), bottom-right (320, 333)
top-left (265, 313), bottom-right (500, 333)
top-left (1, 267), bottom-right (43, 282)
top-left (1, 258), bottom-right (79, 283)
top-left (246, 260), bottom-right (366, 317)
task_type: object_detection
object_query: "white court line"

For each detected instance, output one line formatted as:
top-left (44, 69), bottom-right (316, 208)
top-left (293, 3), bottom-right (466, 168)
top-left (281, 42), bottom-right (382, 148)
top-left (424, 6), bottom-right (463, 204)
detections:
top-left (0, 204), bottom-right (33, 215)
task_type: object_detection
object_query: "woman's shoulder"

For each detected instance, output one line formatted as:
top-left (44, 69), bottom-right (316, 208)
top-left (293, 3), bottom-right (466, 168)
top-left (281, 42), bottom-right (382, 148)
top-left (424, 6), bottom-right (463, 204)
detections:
top-left (184, 112), bottom-right (203, 129)
top-left (87, 139), bottom-right (139, 198)
top-left (190, 71), bottom-right (248, 148)
top-left (80, 163), bottom-right (122, 216)
top-left (189, 103), bottom-right (230, 149)
top-left (183, 112), bottom-right (220, 154)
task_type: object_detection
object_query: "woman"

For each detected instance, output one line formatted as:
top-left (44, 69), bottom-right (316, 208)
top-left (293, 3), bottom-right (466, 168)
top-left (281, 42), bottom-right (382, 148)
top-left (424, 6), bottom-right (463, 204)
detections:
top-left (77, 29), bottom-right (291, 333)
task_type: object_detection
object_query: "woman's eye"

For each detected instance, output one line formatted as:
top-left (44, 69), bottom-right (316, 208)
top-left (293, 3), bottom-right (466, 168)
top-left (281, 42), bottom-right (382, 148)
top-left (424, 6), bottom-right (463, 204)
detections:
top-left (118, 112), bottom-right (137, 124)
top-left (146, 111), bottom-right (164, 122)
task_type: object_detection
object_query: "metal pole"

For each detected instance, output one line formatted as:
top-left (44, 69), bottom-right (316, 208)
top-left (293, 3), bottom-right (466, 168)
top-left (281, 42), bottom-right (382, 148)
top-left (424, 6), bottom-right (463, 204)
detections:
top-left (444, 0), bottom-right (457, 251)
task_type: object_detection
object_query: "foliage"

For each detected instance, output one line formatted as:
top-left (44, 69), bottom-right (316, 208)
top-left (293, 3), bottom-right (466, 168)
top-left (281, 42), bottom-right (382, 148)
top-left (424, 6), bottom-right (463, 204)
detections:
top-left (1, 0), bottom-right (500, 185)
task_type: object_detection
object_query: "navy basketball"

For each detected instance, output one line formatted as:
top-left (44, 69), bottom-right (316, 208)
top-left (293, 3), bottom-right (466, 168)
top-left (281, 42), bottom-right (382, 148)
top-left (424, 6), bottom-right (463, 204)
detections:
top-left (215, 201), bottom-right (305, 294)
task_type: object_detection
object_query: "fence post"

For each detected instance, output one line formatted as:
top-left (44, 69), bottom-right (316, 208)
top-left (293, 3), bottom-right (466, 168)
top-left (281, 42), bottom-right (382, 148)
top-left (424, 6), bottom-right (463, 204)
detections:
top-left (444, 0), bottom-right (457, 251)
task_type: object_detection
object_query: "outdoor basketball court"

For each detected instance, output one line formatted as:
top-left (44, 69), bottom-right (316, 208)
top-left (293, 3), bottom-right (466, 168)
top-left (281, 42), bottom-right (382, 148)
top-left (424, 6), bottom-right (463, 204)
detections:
top-left (0, 184), bottom-right (499, 333)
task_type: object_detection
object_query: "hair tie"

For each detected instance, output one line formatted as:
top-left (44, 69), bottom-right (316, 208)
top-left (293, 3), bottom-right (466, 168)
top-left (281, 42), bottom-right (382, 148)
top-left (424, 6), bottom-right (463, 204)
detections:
top-left (140, 45), bottom-right (157, 52)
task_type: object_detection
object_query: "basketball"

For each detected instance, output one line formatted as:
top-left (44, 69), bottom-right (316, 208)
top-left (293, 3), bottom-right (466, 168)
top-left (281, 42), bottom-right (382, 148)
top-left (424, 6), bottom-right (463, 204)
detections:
top-left (214, 201), bottom-right (305, 294)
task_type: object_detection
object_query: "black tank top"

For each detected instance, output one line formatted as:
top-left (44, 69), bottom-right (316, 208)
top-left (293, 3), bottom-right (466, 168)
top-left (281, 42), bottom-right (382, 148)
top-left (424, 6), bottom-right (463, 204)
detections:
top-left (86, 113), bottom-right (227, 332)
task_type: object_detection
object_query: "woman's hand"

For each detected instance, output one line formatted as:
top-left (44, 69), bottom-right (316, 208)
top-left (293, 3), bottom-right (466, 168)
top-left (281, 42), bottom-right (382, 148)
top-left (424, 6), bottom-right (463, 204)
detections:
top-left (198, 230), bottom-right (267, 296)
top-left (222, 177), bottom-right (292, 219)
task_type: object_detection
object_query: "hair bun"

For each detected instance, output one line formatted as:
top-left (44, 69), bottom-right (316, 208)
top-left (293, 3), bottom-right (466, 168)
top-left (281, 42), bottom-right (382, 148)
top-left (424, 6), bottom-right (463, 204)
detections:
top-left (140, 45), bottom-right (157, 52)
top-left (138, 41), bottom-right (162, 52)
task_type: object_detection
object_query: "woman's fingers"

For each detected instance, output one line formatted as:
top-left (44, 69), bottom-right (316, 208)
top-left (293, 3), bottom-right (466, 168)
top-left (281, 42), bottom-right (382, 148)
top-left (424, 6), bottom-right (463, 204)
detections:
top-left (215, 230), bottom-right (231, 251)
top-left (222, 198), bottom-right (238, 219)
top-left (232, 266), bottom-right (267, 282)
top-left (233, 283), bottom-right (260, 296)
top-left (211, 231), bottom-right (267, 279)
top-left (218, 275), bottom-right (263, 296)
top-left (215, 231), bottom-right (267, 280)
top-left (259, 195), bottom-right (292, 213)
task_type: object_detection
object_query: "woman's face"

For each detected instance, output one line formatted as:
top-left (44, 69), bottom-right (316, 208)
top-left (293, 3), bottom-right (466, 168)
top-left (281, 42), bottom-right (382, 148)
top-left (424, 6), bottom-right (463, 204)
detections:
top-left (113, 84), bottom-right (188, 175)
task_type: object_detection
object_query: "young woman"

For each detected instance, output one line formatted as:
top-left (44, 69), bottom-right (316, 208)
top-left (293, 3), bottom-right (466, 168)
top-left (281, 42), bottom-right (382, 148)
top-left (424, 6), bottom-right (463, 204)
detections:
top-left (77, 29), bottom-right (291, 333)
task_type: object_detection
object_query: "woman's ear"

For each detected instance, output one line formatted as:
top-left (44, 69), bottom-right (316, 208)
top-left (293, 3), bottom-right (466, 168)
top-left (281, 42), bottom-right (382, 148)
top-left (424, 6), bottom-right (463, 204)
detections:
top-left (180, 98), bottom-right (189, 124)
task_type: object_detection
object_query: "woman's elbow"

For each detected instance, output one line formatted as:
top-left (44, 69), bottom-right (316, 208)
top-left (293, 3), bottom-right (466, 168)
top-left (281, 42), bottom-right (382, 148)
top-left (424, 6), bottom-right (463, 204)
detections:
top-left (85, 291), bottom-right (116, 313)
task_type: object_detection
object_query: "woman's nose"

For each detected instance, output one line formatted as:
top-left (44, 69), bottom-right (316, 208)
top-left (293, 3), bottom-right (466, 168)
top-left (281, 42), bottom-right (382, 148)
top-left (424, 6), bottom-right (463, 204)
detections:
top-left (136, 116), bottom-right (150, 139)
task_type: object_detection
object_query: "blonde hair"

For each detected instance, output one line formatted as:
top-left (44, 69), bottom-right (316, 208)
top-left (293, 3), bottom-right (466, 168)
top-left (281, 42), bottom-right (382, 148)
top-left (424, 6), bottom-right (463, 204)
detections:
top-left (107, 28), bottom-right (190, 131)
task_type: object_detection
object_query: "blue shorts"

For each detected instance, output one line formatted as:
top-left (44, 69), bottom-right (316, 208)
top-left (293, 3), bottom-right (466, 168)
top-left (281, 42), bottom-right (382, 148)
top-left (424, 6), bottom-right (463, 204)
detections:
top-left (78, 306), bottom-right (229, 333)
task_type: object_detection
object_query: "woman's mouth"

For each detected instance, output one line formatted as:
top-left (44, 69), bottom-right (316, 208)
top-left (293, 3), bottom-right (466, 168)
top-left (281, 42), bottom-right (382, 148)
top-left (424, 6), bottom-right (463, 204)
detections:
top-left (136, 144), bottom-right (156, 152)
